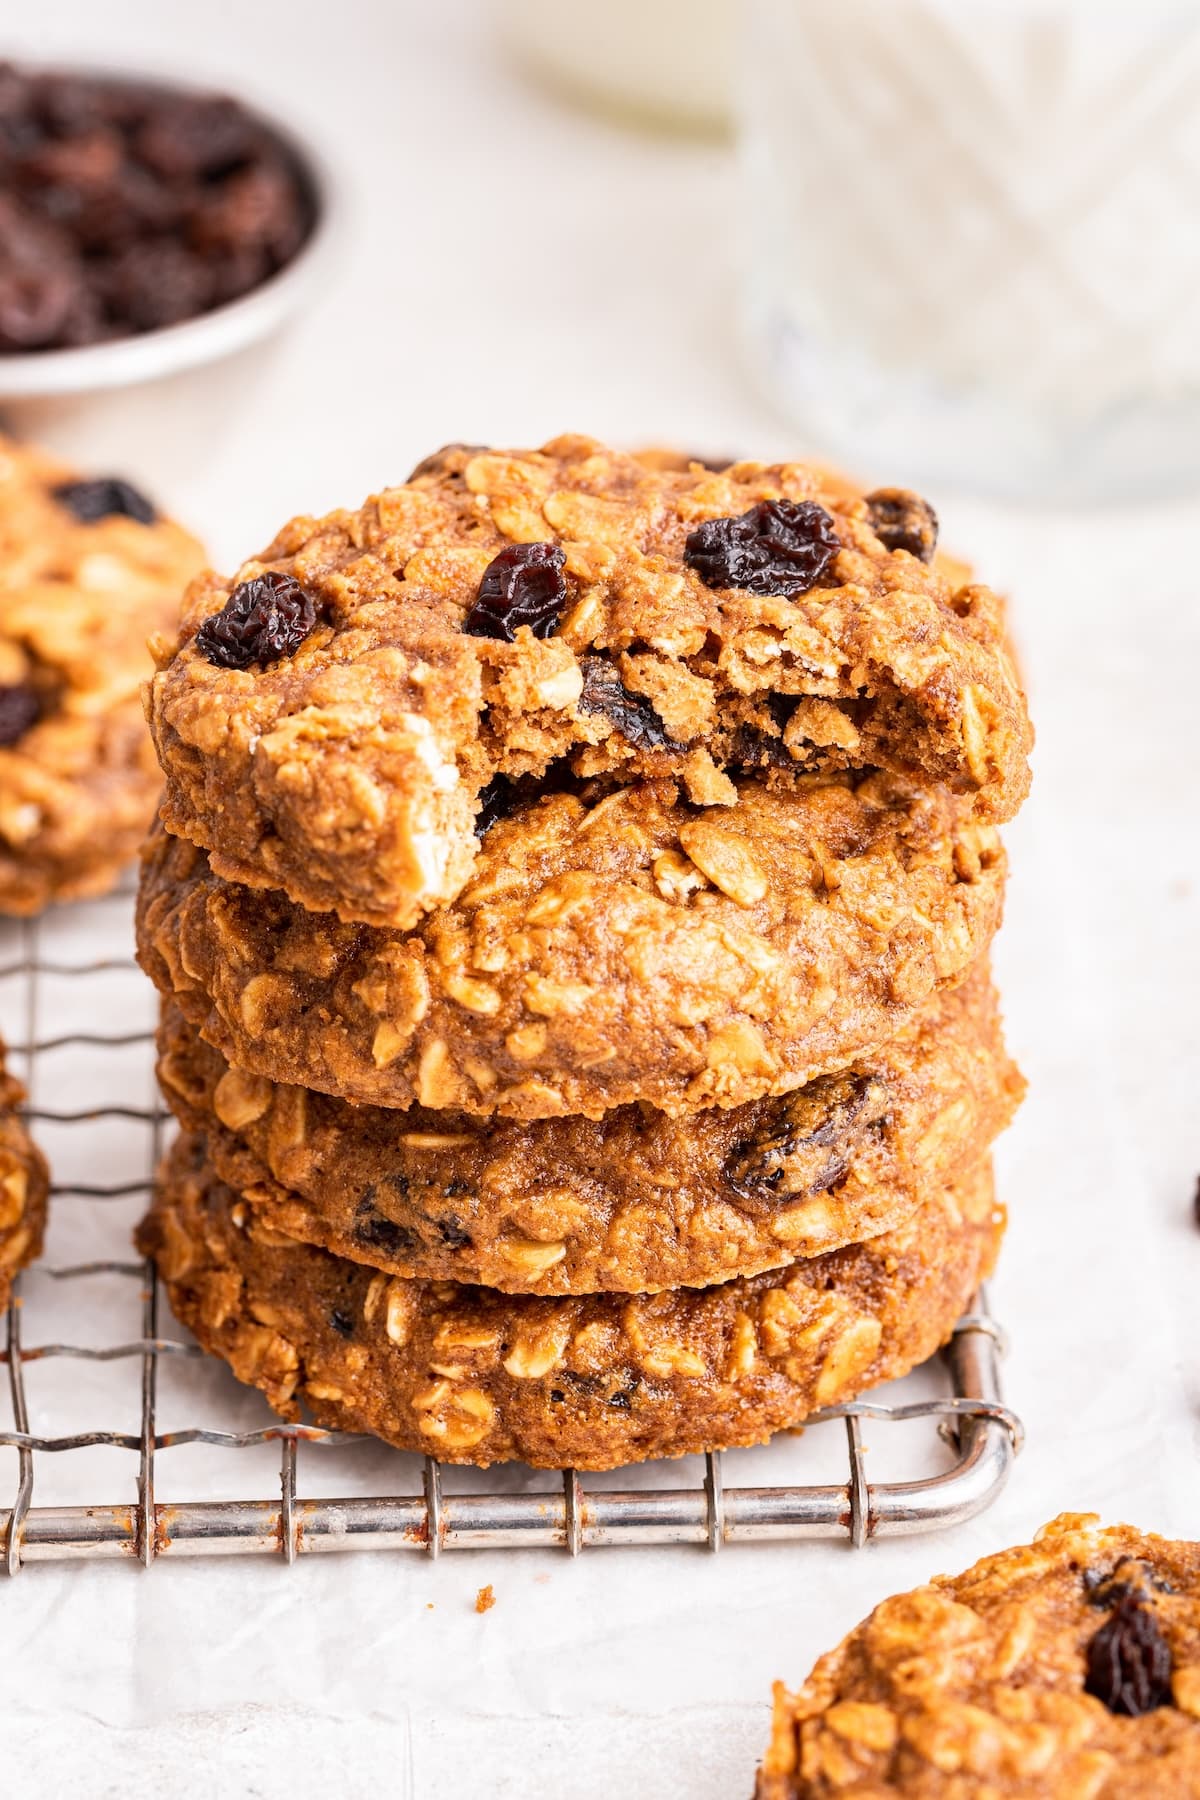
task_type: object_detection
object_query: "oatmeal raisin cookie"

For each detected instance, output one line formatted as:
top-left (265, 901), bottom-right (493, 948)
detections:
top-left (155, 965), bottom-right (1021, 1293)
top-left (137, 772), bottom-right (1005, 1120)
top-left (0, 433), bottom-right (205, 911)
top-left (141, 1134), bottom-right (1002, 1471)
top-left (757, 1514), bottom-right (1200, 1798)
top-left (0, 1048), bottom-right (49, 1307)
top-left (146, 436), bottom-right (1030, 930)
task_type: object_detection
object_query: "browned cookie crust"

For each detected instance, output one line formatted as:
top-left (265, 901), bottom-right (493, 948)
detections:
top-left (0, 1052), bottom-right (49, 1307)
top-left (140, 1134), bottom-right (1001, 1471)
top-left (146, 436), bottom-right (1031, 930)
top-left (155, 965), bottom-right (1022, 1294)
top-left (0, 434), bottom-right (205, 912)
top-left (757, 1514), bottom-right (1200, 1798)
top-left (137, 772), bottom-right (1005, 1121)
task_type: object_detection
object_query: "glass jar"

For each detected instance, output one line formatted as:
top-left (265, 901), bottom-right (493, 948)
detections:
top-left (739, 0), bottom-right (1200, 500)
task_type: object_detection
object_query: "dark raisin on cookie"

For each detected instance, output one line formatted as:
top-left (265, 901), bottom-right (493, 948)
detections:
top-left (1085, 1595), bottom-right (1174, 1716)
top-left (0, 684), bottom-right (41, 747)
top-left (436, 1214), bottom-right (472, 1250)
top-left (329, 1306), bottom-right (355, 1339)
top-left (407, 443), bottom-right (488, 481)
top-left (352, 1205), bottom-right (418, 1259)
top-left (475, 775), bottom-right (517, 837)
top-left (52, 475), bottom-right (157, 525)
top-left (1192, 1174), bottom-right (1200, 1230)
top-left (684, 499), bottom-right (840, 597)
top-left (464, 541), bottom-right (566, 642)
top-left (727, 724), bottom-right (794, 775)
top-left (864, 488), bottom-right (939, 563)
top-left (723, 1072), bottom-right (891, 1202)
top-left (195, 571), bottom-right (318, 670)
top-left (1085, 1559), bottom-right (1176, 1607)
top-left (576, 655), bottom-right (678, 750)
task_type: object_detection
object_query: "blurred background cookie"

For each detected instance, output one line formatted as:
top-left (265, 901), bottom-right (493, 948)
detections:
top-left (0, 431), bottom-right (204, 911)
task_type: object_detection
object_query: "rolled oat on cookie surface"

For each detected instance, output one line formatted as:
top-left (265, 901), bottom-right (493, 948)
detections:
top-left (0, 433), bottom-right (205, 913)
top-left (146, 435), bottom-right (1030, 931)
top-left (154, 962), bottom-right (1022, 1294)
top-left (139, 1133), bottom-right (1003, 1472)
top-left (756, 1514), bottom-right (1200, 1799)
top-left (136, 769), bottom-right (1006, 1121)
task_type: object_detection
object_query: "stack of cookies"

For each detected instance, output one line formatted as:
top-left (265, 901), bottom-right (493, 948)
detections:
top-left (135, 438), bottom-right (1031, 1471)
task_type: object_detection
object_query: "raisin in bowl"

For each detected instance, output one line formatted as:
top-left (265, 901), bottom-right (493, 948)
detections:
top-left (0, 62), bottom-right (341, 398)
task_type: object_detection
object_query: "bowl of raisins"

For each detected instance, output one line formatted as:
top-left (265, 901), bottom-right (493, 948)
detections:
top-left (0, 61), bottom-right (341, 397)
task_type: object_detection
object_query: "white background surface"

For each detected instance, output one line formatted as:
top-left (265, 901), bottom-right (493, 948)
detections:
top-left (0, 4), bottom-right (1198, 1795)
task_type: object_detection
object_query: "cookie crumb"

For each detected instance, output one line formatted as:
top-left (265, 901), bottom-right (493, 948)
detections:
top-left (475, 1584), bottom-right (495, 1614)
top-left (1193, 1176), bottom-right (1200, 1229)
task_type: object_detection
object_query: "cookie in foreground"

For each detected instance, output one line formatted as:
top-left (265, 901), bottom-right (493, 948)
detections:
top-left (154, 964), bottom-right (1022, 1294)
top-left (0, 1046), bottom-right (49, 1307)
top-left (146, 436), bottom-right (1031, 930)
top-left (0, 433), bottom-right (205, 912)
top-left (136, 771), bottom-right (1005, 1121)
top-left (139, 1135), bottom-right (1002, 1471)
top-left (756, 1513), bottom-right (1200, 1797)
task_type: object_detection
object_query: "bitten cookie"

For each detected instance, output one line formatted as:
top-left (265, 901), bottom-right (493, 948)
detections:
top-left (140, 1135), bottom-right (1002, 1471)
top-left (136, 772), bottom-right (1005, 1121)
top-left (146, 435), bottom-right (1031, 930)
top-left (0, 434), bottom-right (205, 912)
top-left (155, 964), bottom-right (1022, 1294)
top-left (0, 1048), bottom-right (49, 1307)
top-left (756, 1514), bottom-right (1200, 1798)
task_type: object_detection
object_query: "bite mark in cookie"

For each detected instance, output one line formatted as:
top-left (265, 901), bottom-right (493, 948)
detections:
top-left (147, 435), bottom-right (1031, 929)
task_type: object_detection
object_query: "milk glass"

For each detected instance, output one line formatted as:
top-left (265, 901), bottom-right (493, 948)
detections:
top-left (739, 0), bottom-right (1200, 500)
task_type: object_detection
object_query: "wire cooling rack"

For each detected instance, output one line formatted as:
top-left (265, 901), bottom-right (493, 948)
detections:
top-left (0, 887), bottom-right (1022, 1571)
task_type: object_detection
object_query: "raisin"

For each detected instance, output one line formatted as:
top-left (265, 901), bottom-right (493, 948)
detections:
top-left (195, 571), bottom-right (317, 670)
top-left (436, 1214), bottom-right (472, 1249)
top-left (407, 443), bottom-right (488, 481)
top-left (0, 684), bottom-right (41, 747)
top-left (684, 499), bottom-right (839, 597)
top-left (0, 68), bottom-right (311, 353)
top-left (329, 1307), bottom-right (354, 1339)
top-left (727, 728), bottom-right (792, 774)
top-left (52, 475), bottom-right (157, 525)
top-left (97, 236), bottom-right (215, 331)
top-left (865, 488), bottom-right (939, 563)
top-left (0, 254), bottom-right (79, 351)
top-left (464, 541), bottom-right (566, 642)
top-left (1085, 1596), bottom-right (1173, 1716)
top-left (134, 95), bottom-right (260, 180)
top-left (1085, 1559), bottom-right (1175, 1606)
top-left (724, 1073), bottom-right (891, 1202)
top-left (352, 1209), bottom-right (418, 1259)
top-left (576, 656), bottom-right (677, 750)
top-left (475, 776), bottom-right (516, 837)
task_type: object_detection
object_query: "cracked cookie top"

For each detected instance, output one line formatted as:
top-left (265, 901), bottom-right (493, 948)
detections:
top-left (757, 1515), bottom-right (1200, 1798)
top-left (147, 436), bottom-right (1031, 929)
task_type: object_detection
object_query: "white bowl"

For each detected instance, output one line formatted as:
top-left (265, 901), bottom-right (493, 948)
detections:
top-left (0, 67), bottom-right (344, 400)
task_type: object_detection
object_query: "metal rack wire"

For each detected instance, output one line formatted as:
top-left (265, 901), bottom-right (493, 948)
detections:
top-left (0, 900), bottom-right (1022, 1571)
